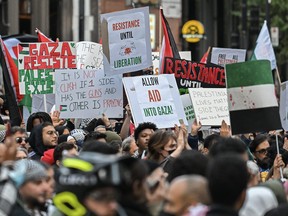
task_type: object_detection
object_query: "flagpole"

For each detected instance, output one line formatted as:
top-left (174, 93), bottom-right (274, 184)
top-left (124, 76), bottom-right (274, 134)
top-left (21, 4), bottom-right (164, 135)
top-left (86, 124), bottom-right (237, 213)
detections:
top-left (158, 7), bottom-right (162, 52)
top-left (275, 66), bottom-right (282, 85)
top-left (43, 94), bottom-right (47, 113)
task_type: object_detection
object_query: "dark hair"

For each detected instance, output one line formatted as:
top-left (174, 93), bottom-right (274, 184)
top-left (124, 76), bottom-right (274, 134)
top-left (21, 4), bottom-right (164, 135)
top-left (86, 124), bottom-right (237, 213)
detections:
top-left (134, 122), bottom-right (157, 142)
top-left (249, 134), bottom-right (268, 153)
top-left (168, 150), bottom-right (209, 182)
top-left (108, 140), bottom-right (122, 153)
top-left (203, 134), bottom-right (221, 149)
top-left (81, 140), bottom-right (118, 154)
top-left (53, 142), bottom-right (77, 162)
top-left (55, 125), bottom-right (70, 136)
top-left (147, 130), bottom-right (177, 161)
top-left (209, 137), bottom-right (247, 158)
top-left (10, 126), bottom-right (26, 135)
top-left (207, 154), bottom-right (249, 206)
top-left (26, 112), bottom-right (52, 132)
top-left (84, 131), bottom-right (107, 142)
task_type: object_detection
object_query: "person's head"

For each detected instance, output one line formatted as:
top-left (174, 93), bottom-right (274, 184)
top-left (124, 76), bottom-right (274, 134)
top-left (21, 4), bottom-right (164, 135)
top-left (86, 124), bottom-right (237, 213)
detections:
top-left (249, 134), bottom-right (271, 169)
top-left (209, 137), bottom-right (249, 161)
top-left (85, 131), bottom-right (107, 143)
top-left (202, 134), bottom-right (221, 155)
top-left (39, 162), bottom-right (55, 200)
top-left (108, 140), bottom-right (122, 154)
top-left (11, 126), bottom-right (29, 149)
top-left (134, 122), bottom-right (157, 152)
top-left (26, 112), bottom-right (52, 132)
top-left (16, 147), bottom-right (28, 160)
top-left (250, 134), bottom-right (270, 160)
top-left (122, 137), bottom-right (138, 156)
top-left (247, 160), bottom-right (260, 187)
top-left (163, 175), bottom-right (210, 216)
top-left (42, 122), bottom-right (58, 147)
top-left (55, 125), bottom-right (70, 136)
top-left (147, 130), bottom-right (177, 161)
top-left (14, 159), bottom-right (49, 207)
top-left (53, 142), bottom-right (78, 166)
top-left (207, 154), bottom-right (249, 211)
top-left (168, 150), bottom-right (209, 182)
top-left (81, 140), bottom-right (118, 155)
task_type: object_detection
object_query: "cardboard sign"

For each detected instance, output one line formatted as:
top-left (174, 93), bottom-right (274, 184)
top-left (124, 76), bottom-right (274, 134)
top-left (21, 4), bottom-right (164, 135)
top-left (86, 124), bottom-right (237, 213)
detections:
top-left (163, 57), bottom-right (225, 93)
top-left (123, 74), bottom-right (187, 129)
top-left (152, 51), bottom-right (191, 74)
top-left (280, 81), bottom-right (288, 131)
top-left (101, 7), bottom-right (152, 76)
top-left (76, 42), bottom-right (103, 69)
top-left (55, 69), bottom-right (123, 118)
top-left (211, 47), bottom-right (246, 67)
top-left (18, 42), bottom-right (76, 94)
top-left (188, 88), bottom-right (230, 126)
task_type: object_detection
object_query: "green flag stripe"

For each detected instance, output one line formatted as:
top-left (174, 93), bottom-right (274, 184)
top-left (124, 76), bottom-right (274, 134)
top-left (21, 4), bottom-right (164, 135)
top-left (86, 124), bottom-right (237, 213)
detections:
top-left (226, 60), bottom-right (273, 88)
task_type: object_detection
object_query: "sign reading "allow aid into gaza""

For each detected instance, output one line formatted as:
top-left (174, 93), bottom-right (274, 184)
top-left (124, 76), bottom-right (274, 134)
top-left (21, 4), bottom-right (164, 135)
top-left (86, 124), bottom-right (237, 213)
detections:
top-left (101, 7), bottom-right (152, 76)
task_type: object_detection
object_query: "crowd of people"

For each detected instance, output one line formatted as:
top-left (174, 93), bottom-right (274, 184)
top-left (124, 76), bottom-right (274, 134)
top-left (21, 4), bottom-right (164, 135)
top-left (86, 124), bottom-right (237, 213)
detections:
top-left (0, 101), bottom-right (288, 216)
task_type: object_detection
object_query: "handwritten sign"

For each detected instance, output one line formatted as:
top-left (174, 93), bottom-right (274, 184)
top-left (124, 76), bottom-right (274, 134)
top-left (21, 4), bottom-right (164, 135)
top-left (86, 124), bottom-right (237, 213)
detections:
top-left (101, 7), bottom-right (152, 76)
top-left (18, 42), bottom-right (76, 94)
top-left (76, 42), bottom-right (103, 69)
top-left (152, 51), bottom-right (191, 74)
top-left (211, 47), bottom-right (246, 67)
top-left (188, 88), bottom-right (230, 126)
top-left (280, 81), bottom-right (288, 131)
top-left (55, 69), bottom-right (123, 118)
top-left (123, 74), bottom-right (187, 129)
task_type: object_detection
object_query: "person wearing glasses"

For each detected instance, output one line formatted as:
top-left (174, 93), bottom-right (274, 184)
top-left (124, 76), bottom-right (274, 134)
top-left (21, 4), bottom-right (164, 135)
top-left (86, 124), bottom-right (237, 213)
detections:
top-left (10, 126), bottom-right (29, 150)
top-left (28, 122), bottom-right (59, 160)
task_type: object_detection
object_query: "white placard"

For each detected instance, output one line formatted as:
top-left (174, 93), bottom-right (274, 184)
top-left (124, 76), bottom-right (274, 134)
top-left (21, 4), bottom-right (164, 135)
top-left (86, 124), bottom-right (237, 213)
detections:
top-left (181, 94), bottom-right (195, 132)
top-left (76, 41), bottom-right (103, 69)
top-left (101, 7), bottom-right (152, 76)
top-left (55, 69), bottom-right (123, 118)
top-left (211, 47), bottom-right (246, 67)
top-left (188, 88), bottom-right (230, 126)
top-left (123, 74), bottom-right (187, 128)
top-left (280, 81), bottom-right (288, 130)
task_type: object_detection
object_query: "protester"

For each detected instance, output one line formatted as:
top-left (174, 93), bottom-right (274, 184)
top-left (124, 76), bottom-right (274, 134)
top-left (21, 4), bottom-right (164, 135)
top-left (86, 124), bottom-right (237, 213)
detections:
top-left (16, 147), bottom-right (28, 160)
top-left (122, 136), bottom-right (138, 156)
top-left (53, 142), bottom-right (78, 166)
top-left (161, 175), bottom-right (210, 216)
top-left (133, 122), bottom-right (157, 159)
top-left (206, 154), bottom-right (249, 216)
top-left (10, 126), bottom-right (29, 149)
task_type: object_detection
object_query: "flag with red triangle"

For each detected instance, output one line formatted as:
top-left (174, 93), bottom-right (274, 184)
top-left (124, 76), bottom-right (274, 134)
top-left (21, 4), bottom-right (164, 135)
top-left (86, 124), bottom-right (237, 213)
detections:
top-left (200, 47), bottom-right (211, 64)
top-left (36, 28), bottom-right (53, 42)
top-left (159, 8), bottom-right (180, 74)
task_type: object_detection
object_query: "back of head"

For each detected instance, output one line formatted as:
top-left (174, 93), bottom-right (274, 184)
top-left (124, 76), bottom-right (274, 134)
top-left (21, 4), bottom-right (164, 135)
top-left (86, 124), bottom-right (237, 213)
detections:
top-left (168, 150), bottom-right (209, 182)
top-left (207, 154), bottom-right (249, 208)
top-left (209, 137), bottom-right (247, 159)
top-left (260, 179), bottom-right (287, 204)
top-left (239, 186), bottom-right (278, 216)
top-left (81, 140), bottom-right (118, 154)
top-left (203, 133), bottom-right (221, 149)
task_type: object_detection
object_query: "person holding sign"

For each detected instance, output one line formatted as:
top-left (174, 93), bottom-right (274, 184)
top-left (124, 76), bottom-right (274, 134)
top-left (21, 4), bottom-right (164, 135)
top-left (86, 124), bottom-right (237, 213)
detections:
top-left (147, 124), bottom-right (188, 174)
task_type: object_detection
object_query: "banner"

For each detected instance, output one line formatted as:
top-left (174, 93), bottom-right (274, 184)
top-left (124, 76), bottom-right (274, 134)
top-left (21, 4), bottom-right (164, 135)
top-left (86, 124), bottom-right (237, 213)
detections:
top-left (123, 74), bottom-right (187, 129)
top-left (211, 47), bottom-right (246, 67)
top-left (163, 57), bottom-right (225, 92)
top-left (280, 81), bottom-right (288, 131)
top-left (18, 42), bottom-right (76, 94)
top-left (189, 88), bottom-right (230, 126)
top-left (76, 42), bottom-right (103, 69)
top-left (55, 69), bottom-right (123, 118)
top-left (101, 7), bottom-right (152, 76)
top-left (152, 51), bottom-right (191, 74)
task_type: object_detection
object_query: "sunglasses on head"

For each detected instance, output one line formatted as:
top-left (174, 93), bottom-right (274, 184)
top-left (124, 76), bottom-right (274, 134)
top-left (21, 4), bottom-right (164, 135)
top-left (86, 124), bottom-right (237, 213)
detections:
top-left (15, 137), bottom-right (29, 144)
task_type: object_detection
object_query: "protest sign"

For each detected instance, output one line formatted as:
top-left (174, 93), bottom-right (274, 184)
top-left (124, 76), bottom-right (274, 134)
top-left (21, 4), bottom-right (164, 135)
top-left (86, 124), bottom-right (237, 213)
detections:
top-left (211, 47), bottom-right (246, 67)
top-left (180, 94), bottom-right (195, 132)
top-left (101, 7), bottom-right (152, 76)
top-left (123, 74), bottom-right (187, 129)
top-left (76, 42), bottom-right (103, 69)
top-left (280, 81), bottom-right (288, 131)
top-left (18, 42), bottom-right (76, 94)
top-left (152, 51), bottom-right (191, 74)
top-left (55, 69), bottom-right (123, 118)
top-left (163, 57), bottom-right (225, 92)
top-left (189, 88), bottom-right (230, 126)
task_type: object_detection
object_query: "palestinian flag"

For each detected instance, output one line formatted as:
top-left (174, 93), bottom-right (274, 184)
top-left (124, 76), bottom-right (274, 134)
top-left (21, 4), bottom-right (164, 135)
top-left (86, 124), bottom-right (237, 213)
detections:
top-left (60, 105), bottom-right (67, 112)
top-left (200, 47), bottom-right (211, 64)
top-left (226, 60), bottom-right (281, 135)
top-left (159, 8), bottom-right (180, 74)
top-left (36, 28), bottom-right (53, 42)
